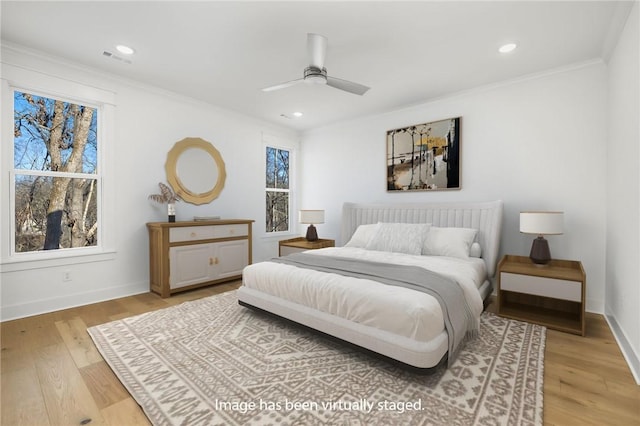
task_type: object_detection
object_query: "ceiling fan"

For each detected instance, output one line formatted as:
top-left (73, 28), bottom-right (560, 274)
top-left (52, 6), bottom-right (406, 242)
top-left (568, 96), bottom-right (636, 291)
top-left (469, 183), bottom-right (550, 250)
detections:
top-left (262, 33), bottom-right (370, 96)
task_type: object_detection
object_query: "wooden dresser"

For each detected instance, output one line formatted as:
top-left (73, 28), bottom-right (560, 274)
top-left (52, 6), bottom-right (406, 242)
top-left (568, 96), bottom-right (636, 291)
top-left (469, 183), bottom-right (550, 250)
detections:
top-left (146, 219), bottom-right (253, 297)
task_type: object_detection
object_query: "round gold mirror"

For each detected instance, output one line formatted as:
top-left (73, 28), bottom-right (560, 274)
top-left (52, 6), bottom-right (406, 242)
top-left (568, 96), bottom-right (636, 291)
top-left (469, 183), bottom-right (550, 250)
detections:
top-left (165, 137), bottom-right (226, 205)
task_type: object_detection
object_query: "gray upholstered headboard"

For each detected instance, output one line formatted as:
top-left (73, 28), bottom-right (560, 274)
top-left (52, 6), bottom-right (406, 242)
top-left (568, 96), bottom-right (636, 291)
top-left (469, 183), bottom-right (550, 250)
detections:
top-left (341, 200), bottom-right (504, 277)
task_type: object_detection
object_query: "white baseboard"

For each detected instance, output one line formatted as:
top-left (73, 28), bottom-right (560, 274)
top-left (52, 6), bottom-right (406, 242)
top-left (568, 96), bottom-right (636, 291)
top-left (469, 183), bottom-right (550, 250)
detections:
top-left (605, 313), bottom-right (640, 385)
top-left (0, 280), bottom-right (149, 322)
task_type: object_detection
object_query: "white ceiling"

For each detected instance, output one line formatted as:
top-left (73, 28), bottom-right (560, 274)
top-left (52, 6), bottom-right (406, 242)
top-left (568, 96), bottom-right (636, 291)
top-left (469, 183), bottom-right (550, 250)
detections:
top-left (1, 1), bottom-right (633, 132)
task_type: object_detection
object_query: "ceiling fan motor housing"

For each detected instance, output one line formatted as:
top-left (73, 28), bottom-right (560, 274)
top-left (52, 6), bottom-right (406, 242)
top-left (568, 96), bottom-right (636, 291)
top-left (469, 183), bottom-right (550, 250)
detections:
top-left (304, 66), bottom-right (327, 84)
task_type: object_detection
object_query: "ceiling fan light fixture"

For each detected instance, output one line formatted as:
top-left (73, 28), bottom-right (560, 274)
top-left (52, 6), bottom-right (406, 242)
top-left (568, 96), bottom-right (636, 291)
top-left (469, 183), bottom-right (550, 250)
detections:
top-left (305, 75), bottom-right (326, 85)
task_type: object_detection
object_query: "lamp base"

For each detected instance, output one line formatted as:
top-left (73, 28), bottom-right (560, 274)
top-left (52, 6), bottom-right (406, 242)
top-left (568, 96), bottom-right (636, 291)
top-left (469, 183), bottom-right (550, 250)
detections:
top-left (305, 224), bottom-right (318, 242)
top-left (530, 236), bottom-right (551, 265)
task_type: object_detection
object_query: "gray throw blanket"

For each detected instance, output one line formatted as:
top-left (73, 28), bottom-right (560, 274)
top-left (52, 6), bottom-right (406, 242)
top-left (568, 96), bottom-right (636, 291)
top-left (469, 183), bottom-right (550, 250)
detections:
top-left (271, 253), bottom-right (478, 367)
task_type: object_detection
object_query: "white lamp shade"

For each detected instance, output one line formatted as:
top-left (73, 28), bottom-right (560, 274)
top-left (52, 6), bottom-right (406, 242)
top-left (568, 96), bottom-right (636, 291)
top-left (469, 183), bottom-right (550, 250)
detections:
top-left (299, 210), bottom-right (325, 224)
top-left (520, 211), bottom-right (564, 235)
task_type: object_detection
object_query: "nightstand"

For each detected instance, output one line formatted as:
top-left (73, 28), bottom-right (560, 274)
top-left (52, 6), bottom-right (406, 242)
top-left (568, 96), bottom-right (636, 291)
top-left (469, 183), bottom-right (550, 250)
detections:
top-left (278, 237), bottom-right (335, 256)
top-left (497, 254), bottom-right (586, 336)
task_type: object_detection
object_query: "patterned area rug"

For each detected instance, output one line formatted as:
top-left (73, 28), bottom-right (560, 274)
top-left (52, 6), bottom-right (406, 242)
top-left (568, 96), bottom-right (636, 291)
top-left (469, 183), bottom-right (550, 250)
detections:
top-left (88, 290), bottom-right (545, 425)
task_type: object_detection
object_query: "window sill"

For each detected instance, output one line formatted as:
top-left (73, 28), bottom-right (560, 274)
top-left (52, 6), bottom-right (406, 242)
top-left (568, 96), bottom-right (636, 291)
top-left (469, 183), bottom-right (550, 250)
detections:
top-left (0, 249), bottom-right (117, 273)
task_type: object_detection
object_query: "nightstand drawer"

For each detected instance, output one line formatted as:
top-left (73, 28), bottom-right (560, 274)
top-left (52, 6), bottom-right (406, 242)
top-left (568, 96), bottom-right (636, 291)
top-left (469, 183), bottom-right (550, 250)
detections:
top-left (280, 245), bottom-right (307, 256)
top-left (501, 272), bottom-right (581, 302)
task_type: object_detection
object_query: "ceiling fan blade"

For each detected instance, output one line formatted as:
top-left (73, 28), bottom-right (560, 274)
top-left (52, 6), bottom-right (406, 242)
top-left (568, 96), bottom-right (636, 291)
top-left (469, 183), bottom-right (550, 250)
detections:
top-left (307, 33), bottom-right (327, 69)
top-left (326, 76), bottom-right (370, 96)
top-left (262, 78), bottom-right (304, 92)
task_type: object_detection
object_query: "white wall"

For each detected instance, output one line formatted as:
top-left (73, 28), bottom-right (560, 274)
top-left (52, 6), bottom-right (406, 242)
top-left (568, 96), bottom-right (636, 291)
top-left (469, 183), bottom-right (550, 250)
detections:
top-left (0, 46), bottom-right (299, 320)
top-left (300, 62), bottom-right (608, 313)
top-left (605, 2), bottom-right (640, 383)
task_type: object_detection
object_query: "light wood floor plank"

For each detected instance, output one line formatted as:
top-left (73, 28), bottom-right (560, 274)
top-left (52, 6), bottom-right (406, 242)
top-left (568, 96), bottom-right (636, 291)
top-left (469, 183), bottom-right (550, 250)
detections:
top-left (34, 343), bottom-right (107, 426)
top-left (0, 322), bottom-right (35, 374)
top-left (1, 366), bottom-right (50, 426)
top-left (1, 282), bottom-right (638, 426)
top-left (100, 397), bottom-right (151, 426)
top-left (56, 317), bottom-right (104, 369)
top-left (72, 300), bottom-right (128, 328)
top-left (80, 361), bottom-right (131, 410)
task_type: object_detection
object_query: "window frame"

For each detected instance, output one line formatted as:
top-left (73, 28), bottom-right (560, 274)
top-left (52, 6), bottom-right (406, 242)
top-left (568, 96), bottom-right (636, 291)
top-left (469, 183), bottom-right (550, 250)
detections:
top-left (263, 136), bottom-right (295, 237)
top-left (1, 71), bottom-right (116, 267)
top-left (10, 87), bottom-right (103, 259)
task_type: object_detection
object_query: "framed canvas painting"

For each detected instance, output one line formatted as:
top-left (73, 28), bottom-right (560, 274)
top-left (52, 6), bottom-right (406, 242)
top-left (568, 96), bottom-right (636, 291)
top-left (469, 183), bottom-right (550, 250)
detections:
top-left (386, 117), bottom-right (460, 191)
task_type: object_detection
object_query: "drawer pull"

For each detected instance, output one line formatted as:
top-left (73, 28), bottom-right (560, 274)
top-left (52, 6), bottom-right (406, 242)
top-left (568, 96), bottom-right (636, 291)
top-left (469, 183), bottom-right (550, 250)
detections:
top-left (190, 232), bottom-right (197, 238)
top-left (209, 257), bottom-right (214, 265)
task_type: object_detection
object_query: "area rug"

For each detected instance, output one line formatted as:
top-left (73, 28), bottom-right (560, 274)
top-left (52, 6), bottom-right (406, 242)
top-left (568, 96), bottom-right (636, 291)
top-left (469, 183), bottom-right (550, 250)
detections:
top-left (88, 290), bottom-right (545, 425)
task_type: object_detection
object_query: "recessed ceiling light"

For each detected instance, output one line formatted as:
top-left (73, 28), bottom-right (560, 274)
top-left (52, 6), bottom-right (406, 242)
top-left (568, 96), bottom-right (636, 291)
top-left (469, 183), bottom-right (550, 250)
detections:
top-left (280, 112), bottom-right (304, 119)
top-left (498, 43), bottom-right (517, 54)
top-left (116, 44), bottom-right (135, 55)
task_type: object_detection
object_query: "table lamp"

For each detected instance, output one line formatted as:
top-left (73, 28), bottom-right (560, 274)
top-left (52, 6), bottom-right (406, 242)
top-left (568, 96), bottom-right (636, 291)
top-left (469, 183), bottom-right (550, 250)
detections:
top-left (520, 211), bottom-right (564, 265)
top-left (299, 210), bottom-right (324, 242)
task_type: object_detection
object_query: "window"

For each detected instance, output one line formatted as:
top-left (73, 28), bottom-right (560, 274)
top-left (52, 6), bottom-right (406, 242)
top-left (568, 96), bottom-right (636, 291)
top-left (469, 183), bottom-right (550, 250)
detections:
top-left (265, 146), bottom-right (290, 233)
top-left (12, 90), bottom-right (100, 254)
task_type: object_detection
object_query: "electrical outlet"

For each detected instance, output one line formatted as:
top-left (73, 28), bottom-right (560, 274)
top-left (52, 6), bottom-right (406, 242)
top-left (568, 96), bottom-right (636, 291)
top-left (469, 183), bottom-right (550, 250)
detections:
top-left (63, 270), bottom-right (72, 282)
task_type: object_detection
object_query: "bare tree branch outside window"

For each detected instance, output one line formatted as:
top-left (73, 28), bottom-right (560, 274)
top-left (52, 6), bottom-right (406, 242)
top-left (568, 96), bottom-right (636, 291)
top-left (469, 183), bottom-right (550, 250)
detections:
top-left (265, 147), bottom-right (290, 232)
top-left (13, 91), bottom-right (98, 252)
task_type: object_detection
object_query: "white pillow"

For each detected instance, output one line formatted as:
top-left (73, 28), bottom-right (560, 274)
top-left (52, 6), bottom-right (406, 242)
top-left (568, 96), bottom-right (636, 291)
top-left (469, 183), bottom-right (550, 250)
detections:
top-left (365, 223), bottom-right (431, 255)
top-left (422, 227), bottom-right (478, 259)
top-left (344, 223), bottom-right (380, 248)
top-left (469, 242), bottom-right (482, 258)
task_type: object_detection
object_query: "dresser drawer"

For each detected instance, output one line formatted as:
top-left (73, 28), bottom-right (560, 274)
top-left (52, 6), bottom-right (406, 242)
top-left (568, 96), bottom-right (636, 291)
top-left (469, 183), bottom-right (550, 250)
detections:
top-left (500, 272), bottom-right (581, 302)
top-left (211, 224), bottom-right (248, 238)
top-left (170, 226), bottom-right (216, 242)
top-left (169, 224), bottom-right (249, 242)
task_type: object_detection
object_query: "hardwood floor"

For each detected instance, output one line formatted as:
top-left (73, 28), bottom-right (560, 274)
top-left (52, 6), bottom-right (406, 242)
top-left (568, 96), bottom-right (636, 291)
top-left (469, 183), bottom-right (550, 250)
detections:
top-left (2, 282), bottom-right (639, 425)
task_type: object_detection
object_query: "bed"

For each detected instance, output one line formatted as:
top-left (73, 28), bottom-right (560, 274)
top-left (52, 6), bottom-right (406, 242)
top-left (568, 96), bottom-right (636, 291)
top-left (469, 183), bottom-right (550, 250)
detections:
top-left (238, 200), bottom-right (503, 369)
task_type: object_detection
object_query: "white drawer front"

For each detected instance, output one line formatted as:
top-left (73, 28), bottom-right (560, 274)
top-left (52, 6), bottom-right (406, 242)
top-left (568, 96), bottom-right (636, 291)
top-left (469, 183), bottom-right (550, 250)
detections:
top-left (170, 226), bottom-right (217, 242)
top-left (501, 272), bottom-right (581, 302)
top-left (280, 246), bottom-right (307, 256)
top-left (170, 224), bottom-right (249, 242)
top-left (212, 224), bottom-right (248, 238)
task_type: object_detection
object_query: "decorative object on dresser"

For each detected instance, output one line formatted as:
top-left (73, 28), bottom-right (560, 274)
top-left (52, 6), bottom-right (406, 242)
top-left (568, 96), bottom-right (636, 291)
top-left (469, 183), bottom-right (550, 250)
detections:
top-left (386, 117), bottom-right (460, 192)
top-left (146, 219), bottom-right (253, 297)
top-left (279, 236), bottom-right (335, 256)
top-left (148, 182), bottom-right (181, 222)
top-left (165, 137), bottom-right (227, 205)
top-left (520, 211), bottom-right (564, 264)
top-left (299, 209), bottom-right (324, 241)
top-left (497, 254), bottom-right (586, 335)
top-left (193, 215), bottom-right (221, 221)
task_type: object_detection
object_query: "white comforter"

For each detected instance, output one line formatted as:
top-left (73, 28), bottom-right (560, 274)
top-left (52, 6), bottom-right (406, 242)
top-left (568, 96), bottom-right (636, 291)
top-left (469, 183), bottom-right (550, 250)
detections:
top-left (241, 247), bottom-right (486, 343)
